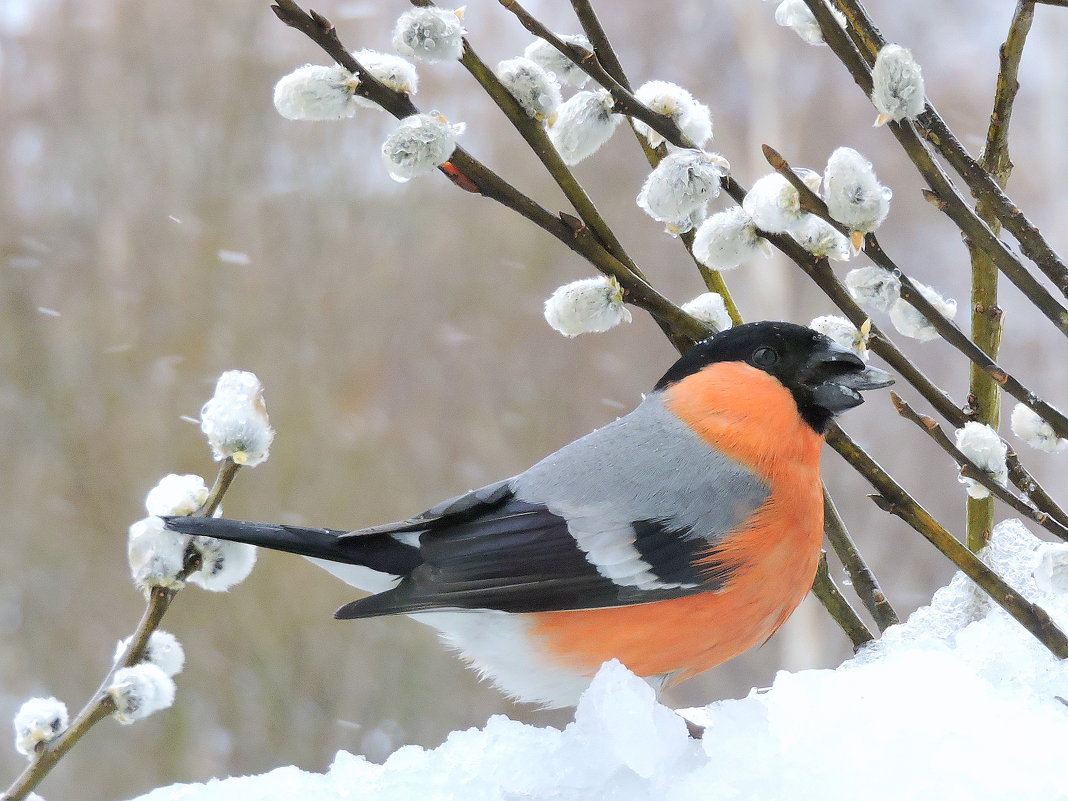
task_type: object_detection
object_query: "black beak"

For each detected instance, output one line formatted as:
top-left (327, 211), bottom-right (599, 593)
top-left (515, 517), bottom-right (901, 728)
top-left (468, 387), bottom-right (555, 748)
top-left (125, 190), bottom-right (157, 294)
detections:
top-left (803, 345), bottom-right (894, 414)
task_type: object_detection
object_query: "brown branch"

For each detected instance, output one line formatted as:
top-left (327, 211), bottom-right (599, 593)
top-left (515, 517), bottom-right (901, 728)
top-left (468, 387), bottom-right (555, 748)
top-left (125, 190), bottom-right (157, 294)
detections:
top-left (966, 2), bottom-right (1032, 549)
top-left (723, 162), bottom-right (1068, 528)
top-left (503, 0), bottom-right (744, 323)
top-left (498, 0), bottom-right (690, 149)
top-left (568, 0), bottom-right (632, 90)
top-left (812, 552), bottom-right (876, 648)
top-left (752, 146), bottom-right (1067, 526)
top-left (761, 143), bottom-right (1068, 442)
top-left (269, 0), bottom-right (710, 352)
top-left (828, 0), bottom-right (1068, 297)
top-left (891, 393), bottom-right (1068, 542)
top-left (452, 19), bottom-right (646, 281)
top-left (2, 461), bottom-right (242, 801)
top-left (827, 425), bottom-right (1068, 659)
top-left (823, 490), bottom-right (899, 630)
top-left (804, 0), bottom-right (1068, 331)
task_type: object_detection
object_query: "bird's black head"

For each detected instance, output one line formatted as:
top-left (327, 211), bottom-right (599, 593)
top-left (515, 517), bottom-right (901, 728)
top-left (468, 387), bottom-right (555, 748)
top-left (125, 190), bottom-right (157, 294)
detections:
top-left (654, 321), bottom-right (894, 432)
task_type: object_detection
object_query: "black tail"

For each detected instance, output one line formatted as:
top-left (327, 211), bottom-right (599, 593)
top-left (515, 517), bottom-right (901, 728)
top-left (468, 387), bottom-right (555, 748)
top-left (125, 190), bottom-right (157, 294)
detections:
top-left (163, 516), bottom-right (423, 576)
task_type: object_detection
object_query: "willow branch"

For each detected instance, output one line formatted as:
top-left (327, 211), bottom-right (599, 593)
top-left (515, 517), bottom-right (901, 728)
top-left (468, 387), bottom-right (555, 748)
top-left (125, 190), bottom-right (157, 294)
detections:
top-left (269, 0), bottom-right (709, 351)
top-left (498, 0), bottom-right (689, 148)
top-left (823, 490), bottom-right (899, 630)
top-left (499, 0), bottom-right (743, 323)
top-left (451, 26), bottom-right (645, 281)
top-left (762, 143), bottom-right (1068, 442)
top-left (568, 0), bottom-right (632, 89)
top-left (2, 461), bottom-right (241, 801)
top-left (812, 553), bottom-right (876, 648)
top-left (828, 0), bottom-right (1068, 296)
top-left (827, 425), bottom-right (1068, 659)
top-left (805, 0), bottom-right (1068, 329)
top-left (965, 2), bottom-right (1032, 549)
top-left (892, 394), bottom-right (1068, 542)
top-left (753, 148), bottom-right (1067, 525)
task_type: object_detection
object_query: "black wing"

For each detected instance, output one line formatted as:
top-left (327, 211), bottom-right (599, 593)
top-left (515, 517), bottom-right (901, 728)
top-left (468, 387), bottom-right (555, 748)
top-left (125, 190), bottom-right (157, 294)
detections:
top-left (334, 482), bottom-right (730, 619)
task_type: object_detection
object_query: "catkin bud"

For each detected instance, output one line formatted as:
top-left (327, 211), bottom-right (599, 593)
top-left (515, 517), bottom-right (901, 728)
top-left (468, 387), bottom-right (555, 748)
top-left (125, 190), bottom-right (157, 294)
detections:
top-left (381, 113), bottom-right (465, 183)
top-left (200, 370), bottom-right (274, 467)
top-left (13, 697), bottom-right (68, 757)
top-left (543, 276), bottom-right (632, 337)
top-left (392, 7), bottom-right (466, 62)
top-left (871, 44), bottom-right (926, 126)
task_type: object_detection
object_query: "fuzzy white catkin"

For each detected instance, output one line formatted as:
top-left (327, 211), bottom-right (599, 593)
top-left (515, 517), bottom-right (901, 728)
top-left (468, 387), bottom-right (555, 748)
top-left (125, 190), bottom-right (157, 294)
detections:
top-left (742, 173), bottom-right (807, 234)
top-left (13, 697), bottom-right (68, 757)
top-left (871, 44), bottom-right (926, 125)
top-left (350, 50), bottom-right (418, 108)
top-left (773, 0), bottom-right (846, 46)
top-left (809, 315), bottom-right (868, 359)
top-left (496, 57), bottom-right (562, 122)
top-left (273, 64), bottom-right (359, 121)
top-left (115, 630), bottom-right (186, 678)
top-left (188, 536), bottom-right (258, 592)
top-left (200, 370), bottom-right (274, 467)
top-left (1010, 403), bottom-right (1068, 453)
top-left (548, 89), bottom-right (621, 165)
top-left (145, 474), bottom-right (208, 517)
top-left (523, 34), bottom-right (592, 88)
top-left (392, 7), bottom-right (465, 62)
top-left (691, 207), bottom-right (770, 271)
top-left (823, 147), bottom-right (892, 237)
top-left (682, 293), bottom-right (733, 333)
top-left (108, 664), bottom-right (176, 725)
top-left (888, 282), bottom-right (956, 342)
top-left (381, 113), bottom-right (465, 183)
top-left (544, 277), bottom-right (632, 337)
top-left (792, 216), bottom-right (852, 261)
top-left (636, 150), bottom-right (729, 233)
top-left (128, 516), bottom-right (189, 590)
top-left (954, 422), bottom-right (1008, 499)
top-left (632, 80), bottom-right (713, 148)
top-left (845, 265), bottom-right (901, 312)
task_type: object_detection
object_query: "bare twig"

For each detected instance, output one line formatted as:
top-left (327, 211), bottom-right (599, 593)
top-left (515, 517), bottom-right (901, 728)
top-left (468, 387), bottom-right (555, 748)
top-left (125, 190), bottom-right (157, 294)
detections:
top-left (823, 491), bottom-right (899, 630)
top-left (965, 1), bottom-right (1033, 549)
top-left (2, 461), bottom-right (242, 801)
top-left (827, 425), bottom-right (1068, 659)
top-left (812, 552), bottom-right (876, 648)
top-left (891, 394), bottom-right (1068, 542)
top-left (568, 0), bottom-right (632, 90)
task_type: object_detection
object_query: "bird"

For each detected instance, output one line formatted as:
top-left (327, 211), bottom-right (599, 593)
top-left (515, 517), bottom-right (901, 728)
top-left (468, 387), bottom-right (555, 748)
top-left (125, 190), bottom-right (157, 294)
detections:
top-left (166, 321), bottom-right (892, 708)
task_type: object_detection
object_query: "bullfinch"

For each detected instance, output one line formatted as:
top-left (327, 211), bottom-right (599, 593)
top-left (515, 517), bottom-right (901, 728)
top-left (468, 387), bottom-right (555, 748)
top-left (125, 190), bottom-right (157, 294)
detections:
top-left (167, 321), bottom-right (892, 707)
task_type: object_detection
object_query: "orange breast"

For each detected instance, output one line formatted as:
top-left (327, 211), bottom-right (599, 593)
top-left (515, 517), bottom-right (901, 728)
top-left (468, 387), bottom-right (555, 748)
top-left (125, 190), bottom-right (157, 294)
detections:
top-left (526, 363), bottom-right (825, 682)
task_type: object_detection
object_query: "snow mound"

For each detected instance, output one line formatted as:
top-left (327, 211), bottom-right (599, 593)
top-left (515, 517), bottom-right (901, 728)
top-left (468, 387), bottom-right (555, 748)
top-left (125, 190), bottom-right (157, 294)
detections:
top-left (132, 520), bottom-right (1068, 801)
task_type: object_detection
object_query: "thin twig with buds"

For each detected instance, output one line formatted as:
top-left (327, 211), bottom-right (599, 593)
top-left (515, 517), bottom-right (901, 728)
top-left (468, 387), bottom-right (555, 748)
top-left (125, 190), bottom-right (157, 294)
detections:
top-left (2, 462), bottom-right (242, 801)
top-left (802, 0), bottom-right (1068, 335)
top-left (828, 0), bottom-right (1068, 297)
top-left (761, 143), bottom-right (1068, 442)
top-left (891, 394), bottom-right (1068, 542)
top-left (827, 425), bottom-right (1068, 659)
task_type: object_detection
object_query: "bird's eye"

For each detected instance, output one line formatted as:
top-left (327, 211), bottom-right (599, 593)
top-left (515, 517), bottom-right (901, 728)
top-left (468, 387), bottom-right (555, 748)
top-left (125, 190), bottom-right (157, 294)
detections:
top-left (751, 346), bottom-right (779, 368)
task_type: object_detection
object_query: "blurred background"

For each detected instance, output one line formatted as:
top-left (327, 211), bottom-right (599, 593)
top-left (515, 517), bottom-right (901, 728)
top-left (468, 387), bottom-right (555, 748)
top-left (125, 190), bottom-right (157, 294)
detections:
top-left (2, 0), bottom-right (1067, 798)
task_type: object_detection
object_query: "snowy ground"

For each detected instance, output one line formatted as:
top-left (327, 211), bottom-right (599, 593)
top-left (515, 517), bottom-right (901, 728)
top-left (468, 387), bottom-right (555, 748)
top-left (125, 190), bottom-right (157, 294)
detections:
top-left (132, 519), bottom-right (1068, 801)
